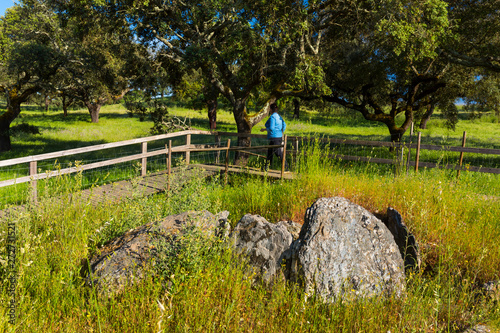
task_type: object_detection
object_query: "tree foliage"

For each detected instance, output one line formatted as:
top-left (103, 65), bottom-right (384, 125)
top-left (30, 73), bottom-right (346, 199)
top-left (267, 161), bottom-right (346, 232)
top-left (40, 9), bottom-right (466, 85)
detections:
top-left (50, 1), bottom-right (150, 123)
top-left (281, 0), bottom-right (498, 141)
top-left (2, 0), bottom-right (499, 153)
top-left (0, 1), bottom-right (65, 151)
top-left (98, 0), bottom-right (310, 153)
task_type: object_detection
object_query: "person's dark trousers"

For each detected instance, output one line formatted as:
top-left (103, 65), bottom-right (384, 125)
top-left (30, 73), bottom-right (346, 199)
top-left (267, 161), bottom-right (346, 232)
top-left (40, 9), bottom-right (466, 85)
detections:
top-left (265, 137), bottom-right (289, 170)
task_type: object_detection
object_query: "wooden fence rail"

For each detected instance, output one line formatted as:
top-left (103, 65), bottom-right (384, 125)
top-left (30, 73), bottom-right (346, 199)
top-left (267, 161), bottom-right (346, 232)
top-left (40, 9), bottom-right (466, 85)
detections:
top-left (1, 130), bottom-right (499, 204)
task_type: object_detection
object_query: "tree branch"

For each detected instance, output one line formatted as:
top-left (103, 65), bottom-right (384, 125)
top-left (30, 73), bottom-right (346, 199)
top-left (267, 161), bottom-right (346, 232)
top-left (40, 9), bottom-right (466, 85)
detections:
top-left (440, 48), bottom-right (500, 72)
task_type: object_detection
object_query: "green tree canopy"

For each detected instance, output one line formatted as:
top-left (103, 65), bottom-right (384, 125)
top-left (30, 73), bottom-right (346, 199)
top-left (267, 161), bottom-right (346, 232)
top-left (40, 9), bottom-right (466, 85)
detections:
top-left (0, 1), bottom-right (65, 151)
top-left (282, 0), bottom-right (497, 141)
top-left (51, 1), bottom-right (150, 123)
top-left (76, 0), bottom-right (310, 153)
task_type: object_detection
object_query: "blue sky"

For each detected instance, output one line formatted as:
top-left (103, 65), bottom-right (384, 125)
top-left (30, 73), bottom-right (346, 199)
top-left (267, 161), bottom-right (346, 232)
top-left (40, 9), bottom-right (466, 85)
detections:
top-left (1, 0), bottom-right (16, 17)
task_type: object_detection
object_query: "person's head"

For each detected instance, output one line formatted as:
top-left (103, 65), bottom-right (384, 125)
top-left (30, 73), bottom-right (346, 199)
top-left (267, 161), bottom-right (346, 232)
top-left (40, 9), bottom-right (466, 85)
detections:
top-left (270, 103), bottom-right (278, 113)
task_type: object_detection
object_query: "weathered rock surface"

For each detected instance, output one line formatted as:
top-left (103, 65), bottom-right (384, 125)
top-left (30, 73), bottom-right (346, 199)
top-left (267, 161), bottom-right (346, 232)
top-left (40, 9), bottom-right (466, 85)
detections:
top-left (231, 214), bottom-right (293, 283)
top-left (276, 220), bottom-right (302, 241)
top-left (384, 207), bottom-right (421, 271)
top-left (288, 197), bottom-right (405, 302)
top-left (463, 325), bottom-right (492, 333)
top-left (483, 281), bottom-right (500, 302)
top-left (85, 210), bottom-right (229, 293)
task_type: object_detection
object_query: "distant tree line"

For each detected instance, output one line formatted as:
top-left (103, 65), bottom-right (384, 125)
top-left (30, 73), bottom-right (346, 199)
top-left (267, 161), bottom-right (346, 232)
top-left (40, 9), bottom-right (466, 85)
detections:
top-left (0, 0), bottom-right (498, 153)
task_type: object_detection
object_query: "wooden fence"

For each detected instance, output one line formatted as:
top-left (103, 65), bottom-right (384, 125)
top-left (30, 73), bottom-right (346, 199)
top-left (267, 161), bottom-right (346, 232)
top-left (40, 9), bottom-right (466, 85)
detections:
top-left (1, 130), bottom-right (499, 204)
top-left (310, 131), bottom-right (500, 175)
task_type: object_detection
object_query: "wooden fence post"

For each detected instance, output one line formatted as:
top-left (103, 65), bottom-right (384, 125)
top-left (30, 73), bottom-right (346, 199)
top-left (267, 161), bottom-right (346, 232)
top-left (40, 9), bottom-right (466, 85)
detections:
top-left (185, 134), bottom-right (191, 164)
top-left (395, 144), bottom-right (404, 177)
top-left (167, 140), bottom-right (172, 191)
top-left (29, 161), bottom-right (37, 204)
top-left (141, 142), bottom-right (147, 177)
top-left (215, 134), bottom-right (221, 164)
top-left (393, 142), bottom-right (399, 178)
top-left (457, 131), bottom-right (467, 178)
top-left (401, 144), bottom-right (405, 170)
top-left (406, 122), bottom-right (414, 174)
top-left (293, 137), bottom-right (299, 167)
top-left (281, 135), bottom-right (288, 179)
top-left (224, 139), bottom-right (231, 185)
top-left (415, 132), bottom-right (421, 173)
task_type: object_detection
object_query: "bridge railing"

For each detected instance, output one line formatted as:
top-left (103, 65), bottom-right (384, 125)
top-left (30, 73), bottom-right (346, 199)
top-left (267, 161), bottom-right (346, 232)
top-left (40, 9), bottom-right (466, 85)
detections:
top-left (0, 130), bottom-right (288, 205)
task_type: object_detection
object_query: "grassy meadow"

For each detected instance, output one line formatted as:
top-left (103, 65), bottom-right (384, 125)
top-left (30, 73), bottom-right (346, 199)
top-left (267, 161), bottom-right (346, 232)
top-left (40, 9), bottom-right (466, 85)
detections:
top-left (0, 102), bottom-right (499, 332)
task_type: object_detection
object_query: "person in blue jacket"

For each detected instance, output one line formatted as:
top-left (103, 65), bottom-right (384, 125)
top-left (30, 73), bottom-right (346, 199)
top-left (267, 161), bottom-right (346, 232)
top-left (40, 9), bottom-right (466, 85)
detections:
top-left (260, 103), bottom-right (288, 171)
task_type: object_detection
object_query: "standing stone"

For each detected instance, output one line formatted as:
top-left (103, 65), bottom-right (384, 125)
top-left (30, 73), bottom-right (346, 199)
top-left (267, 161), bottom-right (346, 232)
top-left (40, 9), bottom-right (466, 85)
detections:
top-left (385, 207), bottom-right (421, 271)
top-left (231, 214), bottom-right (293, 283)
top-left (289, 197), bottom-right (405, 302)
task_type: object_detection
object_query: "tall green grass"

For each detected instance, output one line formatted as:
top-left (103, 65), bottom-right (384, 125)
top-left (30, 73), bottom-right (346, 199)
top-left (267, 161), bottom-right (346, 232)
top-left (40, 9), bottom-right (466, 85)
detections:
top-left (1, 141), bottom-right (499, 332)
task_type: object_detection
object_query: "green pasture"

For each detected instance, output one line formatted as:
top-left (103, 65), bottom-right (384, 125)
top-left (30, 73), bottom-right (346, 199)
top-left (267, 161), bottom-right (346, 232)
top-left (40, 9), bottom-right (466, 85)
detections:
top-left (0, 139), bottom-right (499, 332)
top-left (0, 102), bottom-right (499, 331)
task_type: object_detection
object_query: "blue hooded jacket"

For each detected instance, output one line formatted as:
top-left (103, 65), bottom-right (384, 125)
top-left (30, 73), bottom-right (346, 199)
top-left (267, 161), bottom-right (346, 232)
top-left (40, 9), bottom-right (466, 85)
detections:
top-left (265, 112), bottom-right (286, 139)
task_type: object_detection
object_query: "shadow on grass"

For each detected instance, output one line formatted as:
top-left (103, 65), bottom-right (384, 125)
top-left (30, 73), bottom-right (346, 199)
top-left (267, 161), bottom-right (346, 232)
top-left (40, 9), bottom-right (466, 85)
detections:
top-left (302, 114), bottom-right (385, 129)
top-left (186, 116), bottom-right (236, 132)
top-left (2, 137), bottom-right (109, 161)
top-left (19, 109), bottom-right (133, 123)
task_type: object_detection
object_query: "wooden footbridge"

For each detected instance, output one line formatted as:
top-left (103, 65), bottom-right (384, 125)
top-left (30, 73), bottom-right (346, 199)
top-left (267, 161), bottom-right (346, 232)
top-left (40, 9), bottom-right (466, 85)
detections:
top-left (0, 130), bottom-right (295, 216)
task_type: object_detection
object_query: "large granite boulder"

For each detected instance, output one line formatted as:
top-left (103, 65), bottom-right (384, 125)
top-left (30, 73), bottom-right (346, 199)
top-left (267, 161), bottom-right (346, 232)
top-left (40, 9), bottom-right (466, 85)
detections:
top-left (231, 214), bottom-right (293, 283)
top-left (288, 197), bottom-right (405, 302)
top-left (384, 207), bottom-right (421, 271)
top-left (85, 210), bottom-right (229, 293)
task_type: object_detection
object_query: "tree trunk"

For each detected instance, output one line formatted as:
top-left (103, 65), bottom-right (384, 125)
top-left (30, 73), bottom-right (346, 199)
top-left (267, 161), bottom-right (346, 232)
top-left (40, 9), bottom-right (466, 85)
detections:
top-left (85, 101), bottom-right (103, 123)
top-left (0, 84), bottom-right (39, 151)
top-left (0, 121), bottom-right (11, 152)
top-left (293, 98), bottom-right (300, 119)
top-left (390, 131), bottom-right (404, 143)
top-left (44, 95), bottom-right (50, 112)
top-left (207, 99), bottom-right (218, 130)
top-left (62, 95), bottom-right (69, 117)
top-left (233, 100), bottom-right (252, 165)
top-left (204, 82), bottom-right (220, 130)
top-left (0, 101), bottom-right (22, 152)
top-left (419, 104), bottom-right (435, 129)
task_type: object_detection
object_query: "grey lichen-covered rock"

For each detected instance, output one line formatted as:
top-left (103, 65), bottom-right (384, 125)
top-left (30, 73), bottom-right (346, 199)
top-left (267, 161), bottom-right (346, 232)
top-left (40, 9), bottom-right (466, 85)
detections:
top-left (289, 197), bottom-right (405, 302)
top-left (482, 281), bottom-right (500, 302)
top-left (215, 211), bottom-right (231, 238)
top-left (385, 207), bottom-right (421, 271)
top-left (463, 325), bottom-right (492, 333)
top-left (85, 210), bottom-right (229, 293)
top-left (231, 214), bottom-right (293, 283)
top-left (276, 220), bottom-right (302, 241)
